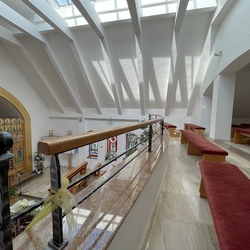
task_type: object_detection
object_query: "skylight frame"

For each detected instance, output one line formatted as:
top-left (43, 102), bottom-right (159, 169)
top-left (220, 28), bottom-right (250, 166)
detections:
top-left (54, 0), bottom-right (74, 7)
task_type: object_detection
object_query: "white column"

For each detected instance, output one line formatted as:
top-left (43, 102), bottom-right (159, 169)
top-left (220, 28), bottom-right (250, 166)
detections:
top-left (200, 94), bottom-right (212, 134)
top-left (210, 73), bottom-right (236, 140)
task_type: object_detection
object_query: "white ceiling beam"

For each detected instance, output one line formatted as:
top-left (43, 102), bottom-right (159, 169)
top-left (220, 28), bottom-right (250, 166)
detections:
top-left (21, 0), bottom-right (102, 114)
top-left (0, 2), bottom-right (83, 113)
top-left (72, 0), bottom-right (123, 114)
top-left (0, 2), bottom-right (45, 44)
top-left (165, 30), bottom-right (178, 116)
top-left (0, 26), bottom-right (20, 46)
top-left (21, 0), bottom-right (100, 114)
top-left (70, 42), bottom-right (102, 114)
top-left (21, 0), bottom-right (73, 41)
top-left (165, 1), bottom-right (189, 116)
top-left (174, 0), bottom-right (189, 29)
top-left (135, 34), bottom-right (145, 116)
top-left (212, 0), bottom-right (235, 25)
top-left (164, 60), bottom-right (174, 116)
top-left (71, 0), bottom-right (105, 38)
top-left (127, 1), bottom-right (145, 115)
top-left (100, 39), bottom-right (123, 115)
top-left (0, 27), bottom-right (65, 113)
top-left (186, 19), bottom-right (213, 116)
top-left (127, 0), bottom-right (141, 34)
top-left (44, 44), bottom-right (84, 114)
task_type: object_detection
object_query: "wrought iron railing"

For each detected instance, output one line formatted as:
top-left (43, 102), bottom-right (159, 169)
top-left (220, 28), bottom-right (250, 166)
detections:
top-left (0, 114), bottom-right (164, 249)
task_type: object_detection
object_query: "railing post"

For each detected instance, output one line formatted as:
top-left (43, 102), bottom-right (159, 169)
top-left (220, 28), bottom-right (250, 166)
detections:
top-left (161, 120), bottom-right (164, 136)
top-left (48, 154), bottom-right (68, 249)
top-left (148, 125), bottom-right (153, 152)
top-left (0, 132), bottom-right (14, 250)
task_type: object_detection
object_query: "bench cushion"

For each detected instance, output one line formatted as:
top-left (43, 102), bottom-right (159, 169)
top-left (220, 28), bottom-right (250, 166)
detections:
top-left (184, 123), bottom-right (205, 130)
top-left (231, 124), bottom-right (242, 128)
top-left (164, 122), bottom-right (176, 129)
top-left (199, 161), bottom-right (250, 250)
top-left (180, 130), bottom-right (228, 156)
top-left (234, 128), bottom-right (250, 134)
top-left (240, 123), bottom-right (250, 128)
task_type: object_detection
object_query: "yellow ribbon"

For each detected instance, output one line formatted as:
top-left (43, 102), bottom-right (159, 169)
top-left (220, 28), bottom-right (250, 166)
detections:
top-left (25, 176), bottom-right (77, 231)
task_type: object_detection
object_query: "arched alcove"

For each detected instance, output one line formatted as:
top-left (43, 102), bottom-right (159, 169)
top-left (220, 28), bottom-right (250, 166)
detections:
top-left (0, 87), bottom-right (32, 172)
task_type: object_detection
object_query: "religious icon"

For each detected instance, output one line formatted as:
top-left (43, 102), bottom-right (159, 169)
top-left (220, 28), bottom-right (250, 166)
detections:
top-left (89, 142), bottom-right (98, 159)
top-left (15, 142), bottom-right (24, 163)
top-left (4, 125), bottom-right (11, 133)
top-left (106, 136), bottom-right (118, 161)
top-left (108, 136), bottom-right (117, 152)
top-left (126, 133), bottom-right (138, 149)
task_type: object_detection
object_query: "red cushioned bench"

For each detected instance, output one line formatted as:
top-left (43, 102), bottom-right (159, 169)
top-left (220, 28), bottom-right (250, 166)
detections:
top-left (199, 161), bottom-right (250, 250)
top-left (231, 124), bottom-right (242, 138)
top-left (233, 128), bottom-right (250, 144)
top-left (184, 123), bottom-right (205, 136)
top-left (180, 130), bottom-right (228, 162)
top-left (240, 123), bottom-right (250, 128)
top-left (164, 122), bottom-right (180, 137)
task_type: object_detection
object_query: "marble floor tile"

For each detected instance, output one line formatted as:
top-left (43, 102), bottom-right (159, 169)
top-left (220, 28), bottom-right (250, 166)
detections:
top-left (162, 219), bottom-right (206, 250)
top-left (150, 206), bottom-right (165, 236)
top-left (162, 177), bottom-right (186, 194)
top-left (160, 192), bottom-right (196, 225)
top-left (145, 233), bottom-right (166, 250)
top-left (196, 223), bottom-right (219, 250)
top-left (187, 196), bottom-right (214, 225)
top-left (177, 169), bottom-right (200, 182)
top-left (181, 180), bottom-right (200, 197)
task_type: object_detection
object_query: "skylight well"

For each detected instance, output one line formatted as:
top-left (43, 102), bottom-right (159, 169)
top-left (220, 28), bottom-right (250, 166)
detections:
top-left (54, 0), bottom-right (73, 7)
top-left (47, 0), bottom-right (217, 28)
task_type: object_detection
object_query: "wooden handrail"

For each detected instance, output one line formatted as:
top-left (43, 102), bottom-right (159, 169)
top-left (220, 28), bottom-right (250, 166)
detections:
top-left (38, 117), bottom-right (163, 155)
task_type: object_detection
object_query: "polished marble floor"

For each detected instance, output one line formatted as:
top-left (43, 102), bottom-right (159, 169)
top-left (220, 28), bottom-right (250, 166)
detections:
top-left (143, 137), bottom-right (250, 250)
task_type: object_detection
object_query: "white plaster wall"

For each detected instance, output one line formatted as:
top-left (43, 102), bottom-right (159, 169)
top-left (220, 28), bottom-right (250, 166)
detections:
top-left (191, 96), bottom-right (203, 127)
top-left (0, 45), bottom-right (51, 169)
top-left (166, 109), bottom-right (192, 130)
top-left (210, 73), bottom-right (235, 140)
top-left (200, 94), bottom-right (212, 134)
top-left (202, 0), bottom-right (250, 92)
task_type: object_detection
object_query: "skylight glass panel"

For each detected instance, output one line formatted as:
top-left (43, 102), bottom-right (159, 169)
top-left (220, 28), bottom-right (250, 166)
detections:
top-left (140, 0), bottom-right (178, 5)
top-left (55, 0), bottom-right (66, 7)
top-left (99, 10), bottom-right (130, 22)
top-left (49, 0), bottom-right (216, 27)
top-left (141, 3), bottom-right (177, 16)
top-left (54, 0), bottom-right (73, 7)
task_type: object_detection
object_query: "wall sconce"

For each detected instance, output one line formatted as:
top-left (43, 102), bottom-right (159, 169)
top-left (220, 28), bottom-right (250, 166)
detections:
top-left (67, 130), bottom-right (72, 135)
top-left (214, 51), bottom-right (222, 57)
top-left (79, 116), bottom-right (83, 122)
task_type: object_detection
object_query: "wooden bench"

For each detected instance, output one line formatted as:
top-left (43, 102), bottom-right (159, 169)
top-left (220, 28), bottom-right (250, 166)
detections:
top-left (48, 161), bottom-right (88, 195)
top-left (180, 130), bottom-right (228, 162)
top-left (184, 123), bottom-right (205, 135)
top-left (72, 163), bottom-right (102, 195)
top-left (233, 128), bottom-right (250, 144)
top-left (164, 122), bottom-right (180, 137)
top-left (199, 161), bottom-right (250, 250)
top-left (231, 124), bottom-right (242, 138)
top-left (65, 161), bottom-right (88, 183)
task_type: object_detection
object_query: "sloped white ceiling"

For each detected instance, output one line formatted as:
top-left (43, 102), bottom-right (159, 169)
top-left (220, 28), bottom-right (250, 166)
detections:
top-left (4, 0), bottom-right (246, 118)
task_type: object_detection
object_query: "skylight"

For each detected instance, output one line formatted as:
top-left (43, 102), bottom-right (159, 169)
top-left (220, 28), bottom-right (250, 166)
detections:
top-left (54, 0), bottom-right (73, 7)
top-left (48, 0), bottom-right (216, 27)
